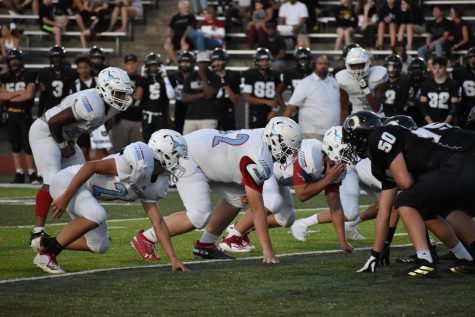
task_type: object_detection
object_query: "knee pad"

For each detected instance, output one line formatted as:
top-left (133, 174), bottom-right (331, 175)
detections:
top-left (187, 210), bottom-right (211, 229)
top-left (274, 210), bottom-right (296, 228)
top-left (88, 236), bottom-right (111, 254)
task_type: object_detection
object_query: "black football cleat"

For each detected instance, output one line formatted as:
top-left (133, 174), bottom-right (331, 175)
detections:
top-left (448, 259), bottom-right (475, 274)
top-left (192, 240), bottom-right (236, 260)
top-left (439, 252), bottom-right (457, 261)
top-left (396, 245), bottom-right (439, 264)
top-left (11, 172), bottom-right (25, 184)
top-left (394, 259), bottom-right (439, 278)
top-left (29, 172), bottom-right (41, 185)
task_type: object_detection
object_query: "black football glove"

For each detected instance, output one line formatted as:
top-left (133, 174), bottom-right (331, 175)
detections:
top-left (357, 250), bottom-right (380, 273)
top-left (378, 242), bottom-right (391, 267)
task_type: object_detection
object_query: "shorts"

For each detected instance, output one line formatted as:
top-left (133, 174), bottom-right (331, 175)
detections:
top-left (40, 24), bottom-right (55, 33)
top-left (7, 111), bottom-right (32, 154)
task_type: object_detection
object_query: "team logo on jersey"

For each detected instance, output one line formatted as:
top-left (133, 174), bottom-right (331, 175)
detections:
top-left (133, 144), bottom-right (145, 161)
top-left (81, 96), bottom-right (94, 113)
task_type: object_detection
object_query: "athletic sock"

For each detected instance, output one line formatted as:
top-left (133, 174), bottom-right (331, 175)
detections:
top-left (353, 216), bottom-right (362, 225)
top-left (226, 227), bottom-right (242, 238)
top-left (44, 237), bottom-right (63, 256)
top-left (301, 215), bottom-right (318, 227)
top-left (199, 231), bottom-right (219, 244)
top-left (143, 228), bottom-right (158, 243)
top-left (35, 189), bottom-right (53, 218)
top-left (416, 250), bottom-right (433, 263)
top-left (33, 227), bottom-right (45, 234)
top-left (28, 168), bottom-right (36, 175)
top-left (16, 168), bottom-right (24, 174)
top-left (451, 242), bottom-right (474, 261)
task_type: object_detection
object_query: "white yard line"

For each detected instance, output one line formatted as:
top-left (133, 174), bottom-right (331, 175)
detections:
top-left (0, 244), bottom-right (413, 285)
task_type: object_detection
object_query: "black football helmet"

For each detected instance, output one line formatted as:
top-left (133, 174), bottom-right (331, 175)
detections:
top-left (88, 46), bottom-right (105, 62)
top-left (294, 47), bottom-right (313, 71)
top-left (342, 43), bottom-right (361, 60)
top-left (383, 115), bottom-right (418, 130)
top-left (177, 51), bottom-right (195, 73)
top-left (7, 48), bottom-right (23, 71)
top-left (342, 111), bottom-right (381, 163)
top-left (253, 47), bottom-right (273, 69)
top-left (408, 57), bottom-right (426, 81)
top-left (384, 55), bottom-right (402, 78)
top-left (466, 47), bottom-right (475, 70)
top-left (49, 45), bottom-right (66, 68)
top-left (210, 48), bottom-right (229, 71)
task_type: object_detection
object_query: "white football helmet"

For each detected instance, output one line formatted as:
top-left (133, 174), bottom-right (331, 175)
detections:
top-left (148, 129), bottom-right (188, 181)
top-left (322, 126), bottom-right (350, 164)
top-left (345, 47), bottom-right (370, 81)
top-left (263, 117), bottom-right (303, 168)
top-left (97, 67), bottom-right (133, 111)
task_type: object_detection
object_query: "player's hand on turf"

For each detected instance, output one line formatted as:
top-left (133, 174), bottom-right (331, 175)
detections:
top-left (262, 251), bottom-right (279, 264)
top-left (171, 258), bottom-right (189, 272)
top-left (340, 241), bottom-right (354, 253)
top-left (60, 141), bottom-right (76, 158)
top-left (356, 250), bottom-right (380, 273)
top-left (378, 242), bottom-right (391, 267)
top-left (50, 194), bottom-right (71, 218)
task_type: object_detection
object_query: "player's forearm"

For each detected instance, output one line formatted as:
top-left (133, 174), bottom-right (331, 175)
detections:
top-left (244, 94), bottom-right (271, 106)
top-left (63, 162), bottom-right (96, 199)
top-left (248, 192), bottom-right (273, 254)
top-left (294, 178), bottom-right (332, 202)
top-left (330, 207), bottom-right (346, 244)
top-left (224, 86), bottom-right (238, 104)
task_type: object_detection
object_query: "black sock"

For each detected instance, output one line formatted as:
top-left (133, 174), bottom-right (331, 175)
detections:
top-left (385, 227), bottom-right (396, 244)
top-left (44, 238), bottom-right (63, 256)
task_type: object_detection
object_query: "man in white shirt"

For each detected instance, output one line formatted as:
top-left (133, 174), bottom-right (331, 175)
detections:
top-left (283, 55), bottom-right (340, 140)
top-left (278, 0), bottom-right (308, 35)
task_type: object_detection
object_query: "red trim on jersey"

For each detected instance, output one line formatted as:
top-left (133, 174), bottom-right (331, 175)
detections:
top-left (325, 183), bottom-right (340, 195)
top-left (292, 159), bottom-right (307, 186)
top-left (239, 156), bottom-right (263, 193)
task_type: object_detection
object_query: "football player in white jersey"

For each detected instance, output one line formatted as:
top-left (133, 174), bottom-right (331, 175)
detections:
top-left (132, 117), bottom-right (303, 264)
top-left (336, 47), bottom-right (388, 124)
top-left (29, 67), bottom-right (133, 248)
top-left (219, 138), bottom-right (353, 254)
top-left (32, 130), bottom-right (188, 274)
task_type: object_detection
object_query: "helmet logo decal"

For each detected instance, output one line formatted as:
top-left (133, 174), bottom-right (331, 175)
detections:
top-left (166, 135), bottom-right (187, 152)
top-left (107, 71), bottom-right (119, 81)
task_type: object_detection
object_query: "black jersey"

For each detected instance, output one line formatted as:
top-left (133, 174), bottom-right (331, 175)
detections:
top-left (72, 76), bottom-right (97, 92)
top-left (406, 78), bottom-right (426, 126)
top-left (168, 71), bottom-right (188, 102)
top-left (140, 74), bottom-right (169, 113)
top-left (420, 78), bottom-right (460, 123)
top-left (452, 66), bottom-right (475, 127)
top-left (281, 67), bottom-right (312, 93)
top-left (416, 122), bottom-right (475, 153)
top-left (368, 125), bottom-right (454, 189)
top-left (381, 75), bottom-right (410, 117)
top-left (215, 69), bottom-right (241, 110)
top-left (182, 70), bottom-right (221, 120)
top-left (37, 66), bottom-right (75, 115)
top-left (0, 70), bottom-right (36, 112)
top-left (118, 73), bottom-right (142, 122)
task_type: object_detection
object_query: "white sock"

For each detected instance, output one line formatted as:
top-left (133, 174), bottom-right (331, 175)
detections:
top-left (28, 168), bottom-right (36, 175)
top-left (16, 168), bottom-right (24, 174)
top-left (416, 250), bottom-right (433, 263)
top-left (33, 227), bottom-right (44, 234)
top-left (301, 215), bottom-right (318, 227)
top-left (143, 228), bottom-right (158, 243)
top-left (451, 242), bottom-right (474, 261)
top-left (354, 216), bottom-right (362, 225)
top-left (200, 231), bottom-right (219, 244)
top-left (226, 228), bottom-right (242, 238)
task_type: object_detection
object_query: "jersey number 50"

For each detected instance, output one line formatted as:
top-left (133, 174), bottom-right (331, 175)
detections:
top-left (378, 132), bottom-right (396, 153)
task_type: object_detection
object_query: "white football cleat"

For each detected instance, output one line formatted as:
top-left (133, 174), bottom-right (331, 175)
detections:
top-left (291, 219), bottom-right (308, 242)
top-left (219, 235), bottom-right (254, 253)
top-left (33, 251), bottom-right (65, 274)
top-left (345, 221), bottom-right (366, 241)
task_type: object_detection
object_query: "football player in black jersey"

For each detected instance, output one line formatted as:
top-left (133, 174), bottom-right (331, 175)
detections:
top-left (452, 47), bottom-right (475, 128)
top-left (88, 46), bottom-right (107, 76)
top-left (210, 48), bottom-right (240, 131)
top-left (406, 57), bottom-right (427, 126)
top-left (343, 111), bottom-right (475, 277)
top-left (381, 55), bottom-right (410, 117)
top-left (140, 53), bottom-right (171, 143)
top-left (37, 45), bottom-right (74, 116)
top-left (242, 48), bottom-right (284, 128)
top-left (419, 56), bottom-right (460, 125)
top-left (0, 49), bottom-right (39, 184)
top-left (168, 51), bottom-right (195, 134)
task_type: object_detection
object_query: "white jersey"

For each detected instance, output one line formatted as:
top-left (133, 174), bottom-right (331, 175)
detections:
top-left (335, 66), bottom-right (388, 113)
top-left (64, 142), bottom-right (168, 203)
top-left (184, 129), bottom-right (273, 186)
top-left (44, 89), bottom-right (119, 141)
top-left (354, 158), bottom-right (381, 190)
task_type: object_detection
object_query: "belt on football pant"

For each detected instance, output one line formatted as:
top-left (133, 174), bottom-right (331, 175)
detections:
top-left (143, 110), bottom-right (163, 124)
top-left (7, 107), bottom-right (25, 113)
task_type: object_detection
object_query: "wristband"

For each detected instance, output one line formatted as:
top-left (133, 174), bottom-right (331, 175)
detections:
top-left (58, 141), bottom-right (68, 150)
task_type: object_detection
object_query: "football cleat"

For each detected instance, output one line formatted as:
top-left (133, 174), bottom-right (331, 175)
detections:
top-left (219, 235), bottom-right (254, 253)
top-left (396, 245), bottom-right (439, 264)
top-left (30, 230), bottom-right (50, 252)
top-left (439, 251), bottom-right (457, 261)
top-left (448, 259), bottom-right (475, 274)
top-left (345, 221), bottom-right (366, 241)
top-left (11, 172), bottom-right (25, 184)
top-left (241, 233), bottom-right (256, 250)
top-left (29, 172), bottom-right (41, 185)
top-left (33, 251), bottom-right (65, 274)
top-left (192, 240), bottom-right (236, 260)
top-left (131, 230), bottom-right (159, 261)
top-left (290, 219), bottom-right (308, 242)
top-left (394, 259), bottom-right (439, 278)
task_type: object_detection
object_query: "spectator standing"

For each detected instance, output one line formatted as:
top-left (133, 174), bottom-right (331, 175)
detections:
top-left (247, 0), bottom-right (269, 49)
top-left (111, 54), bottom-right (144, 152)
top-left (357, 0), bottom-right (378, 49)
top-left (39, 0), bottom-right (67, 46)
top-left (0, 49), bottom-right (39, 183)
top-left (334, 0), bottom-right (357, 52)
top-left (417, 5), bottom-right (452, 59)
top-left (258, 22), bottom-right (287, 70)
top-left (376, 0), bottom-right (400, 50)
top-left (164, 0), bottom-right (197, 64)
top-left (108, 0), bottom-right (143, 33)
top-left (278, 0), bottom-right (308, 36)
top-left (283, 55), bottom-right (340, 140)
top-left (396, 0), bottom-right (424, 50)
top-left (186, 6), bottom-right (225, 52)
top-left (448, 6), bottom-right (474, 54)
top-left (182, 52), bottom-right (221, 134)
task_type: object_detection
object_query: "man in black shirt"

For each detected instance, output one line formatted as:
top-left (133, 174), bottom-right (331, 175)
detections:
top-left (242, 48), bottom-right (283, 128)
top-left (381, 54), bottom-right (410, 117)
top-left (452, 48), bottom-right (475, 128)
top-left (182, 51), bottom-right (221, 134)
top-left (0, 49), bottom-right (39, 184)
top-left (39, 0), bottom-right (66, 46)
top-left (419, 57), bottom-right (460, 124)
top-left (406, 57), bottom-right (427, 126)
top-left (37, 45), bottom-right (74, 116)
top-left (258, 22), bottom-right (287, 71)
top-left (88, 46), bottom-right (107, 77)
top-left (210, 48), bottom-right (240, 131)
top-left (140, 53), bottom-right (171, 142)
top-left (417, 5), bottom-right (453, 59)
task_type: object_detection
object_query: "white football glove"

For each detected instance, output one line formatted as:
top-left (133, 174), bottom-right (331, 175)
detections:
top-left (357, 250), bottom-right (379, 273)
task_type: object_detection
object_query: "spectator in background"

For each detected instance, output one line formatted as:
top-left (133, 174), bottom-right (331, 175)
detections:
top-left (75, 0), bottom-right (109, 33)
top-left (0, 23), bottom-right (21, 72)
top-left (448, 6), bottom-right (474, 54)
top-left (300, 0), bottom-right (320, 33)
top-left (334, 0), bottom-right (357, 52)
top-left (88, 46), bottom-right (107, 76)
top-left (79, 4), bottom-right (112, 48)
top-left (164, 0), bottom-right (197, 65)
top-left (417, 5), bottom-right (452, 59)
top-left (112, 54), bottom-right (144, 152)
top-left (376, 0), bottom-right (399, 50)
top-left (278, 0), bottom-right (308, 36)
top-left (186, 6), bottom-right (225, 52)
top-left (224, 0), bottom-right (251, 33)
top-left (191, 0), bottom-right (207, 14)
top-left (39, 0), bottom-right (67, 46)
top-left (258, 22), bottom-right (286, 71)
top-left (393, 42), bottom-right (412, 74)
top-left (108, 0), bottom-right (143, 33)
top-left (397, 0), bottom-right (424, 50)
top-left (357, 0), bottom-right (377, 50)
top-left (247, 0), bottom-right (269, 49)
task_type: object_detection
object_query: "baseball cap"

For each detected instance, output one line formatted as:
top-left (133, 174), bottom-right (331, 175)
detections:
top-left (124, 54), bottom-right (138, 63)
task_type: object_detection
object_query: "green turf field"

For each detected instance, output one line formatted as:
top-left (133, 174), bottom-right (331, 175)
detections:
top-left (0, 189), bottom-right (473, 316)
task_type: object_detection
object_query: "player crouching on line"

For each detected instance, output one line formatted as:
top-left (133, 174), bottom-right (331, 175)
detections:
top-left (32, 130), bottom-right (189, 274)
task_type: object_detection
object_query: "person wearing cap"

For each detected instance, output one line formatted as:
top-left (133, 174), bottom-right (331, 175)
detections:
top-left (182, 51), bottom-right (221, 134)
top-left (111, 54), bottom-right (144, 151)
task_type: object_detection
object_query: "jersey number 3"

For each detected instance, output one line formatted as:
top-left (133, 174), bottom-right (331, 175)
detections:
top-left (212, 133), bottom-right (249, 147)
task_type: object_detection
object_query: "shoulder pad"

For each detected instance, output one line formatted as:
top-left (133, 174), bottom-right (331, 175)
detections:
top-left (369, 66), bottom-right (388, 86)
top-left (245, 163), bottom-right (269, 186)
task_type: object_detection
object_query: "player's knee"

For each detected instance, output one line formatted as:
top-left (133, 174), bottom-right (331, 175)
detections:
top-left (265, 195), bottom-right (284, 215)
top-left (187, 210), bottom-right (211, 229)
top-left (88, 236), bottom-right (111, 253)
top-left (275, 210), bottom-right (296, 228)
top-left (344, 209), bottom-right (359, 221)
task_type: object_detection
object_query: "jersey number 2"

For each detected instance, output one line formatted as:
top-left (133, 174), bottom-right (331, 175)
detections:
top-left (212, 133), bottom-right (249, 147)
